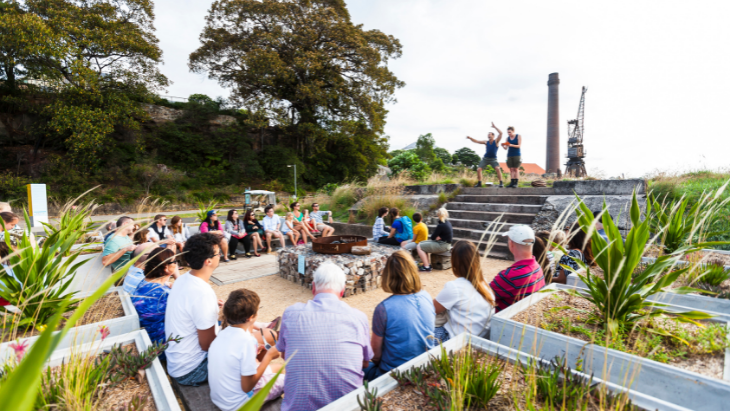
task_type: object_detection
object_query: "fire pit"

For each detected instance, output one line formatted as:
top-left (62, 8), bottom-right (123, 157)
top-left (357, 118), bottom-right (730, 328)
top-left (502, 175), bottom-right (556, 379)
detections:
top-left (311, 235), bottom-right (368, 254)
top-left (278, 243), bottom-right (399, 297)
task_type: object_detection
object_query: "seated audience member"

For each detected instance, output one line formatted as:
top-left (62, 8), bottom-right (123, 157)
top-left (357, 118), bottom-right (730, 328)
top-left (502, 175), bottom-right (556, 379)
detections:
top-left (103, 221), bottom-right (117, 243)
top-left (277, 262), bottom-right (373, 411)
top-left (532, 237), bottom-right (554, 283)
top-left (243, 210), bottom-right (264, 256)
top-left (170, 216), bottom-right (191, 262)
top-left (225, 210), bottom-right (252, 259)
top-left (0, 202), bottom-right (9, 212)
top-left (377, 207), bottom-right (411, 246)
top-left (291, 202), bottom-right (315, 244)
top-left (490, 225), bottom-right (546, 312)
top-left (122, 253), bottom-right (149, 295)
top-left (165, 233), bottom-right (223, 386)
top-left (262, 206), bottom-right (284, 254)
top-left (209, 289), bottom-right (285, 410)
top-left (280, 212), bottom-right (300, 247)
top-left (591, 209), bottom-right (610, 242)
top-left (552, 222), bottom-right (596, 284)
top-left (401, 212), bottom-right (428, 251)
top-left (0, 212), bottom-right (21, 248)
top-left (372, 207), bottom-right (390, 241)
top-left (434, 241), bottom-right (495, 342)
top-left (132, 248), bottom-right (180, 355)
top-left (309, 203), bottom-right (335, 237)
top-left (0, 240), bottom-right (13, 306)
top-left (102, 217), bottom-right (137, 272)
top-left (133, 228), bottom-right (156, 257)
top-left (366, 251), bottom-right (434, 381)
top-left (147, 214), bottom-right (177, 252)
top-left (417, 208), bottom-right (453, 272)
top-left (200, 210), bottom-right (231, 262)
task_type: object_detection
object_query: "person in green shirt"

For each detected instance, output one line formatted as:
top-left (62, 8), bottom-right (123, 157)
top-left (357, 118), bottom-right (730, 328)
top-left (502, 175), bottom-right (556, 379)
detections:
top-left (102, 216), bottom-right (137, 272)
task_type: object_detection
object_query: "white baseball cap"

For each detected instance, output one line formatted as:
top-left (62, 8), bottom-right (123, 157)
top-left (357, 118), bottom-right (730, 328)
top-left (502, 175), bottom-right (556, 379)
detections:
top-left (502, 225), bottom-right (535, 245)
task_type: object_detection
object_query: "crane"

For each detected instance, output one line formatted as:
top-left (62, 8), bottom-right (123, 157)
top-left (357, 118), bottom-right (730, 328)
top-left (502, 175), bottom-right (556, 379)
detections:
top-left (564, 86), bottom-right (587, 177)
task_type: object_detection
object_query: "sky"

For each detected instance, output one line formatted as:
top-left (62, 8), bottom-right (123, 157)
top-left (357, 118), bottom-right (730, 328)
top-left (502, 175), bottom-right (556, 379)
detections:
top-left (154, 0), bottom-right (730, 178)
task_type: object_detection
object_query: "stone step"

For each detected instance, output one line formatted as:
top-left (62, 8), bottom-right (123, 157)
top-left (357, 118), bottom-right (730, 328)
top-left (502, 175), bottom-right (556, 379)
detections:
top-left (430, 219), bottom-right (514, 232)
top-left (452, 237), bottom-right (511, 257)
top-left (461, 187), bottom-right (556, 196)
top-left (447, 226), bottom-right (510, 243)
top-left (444, 210), bottom-right (536, 224)
top-left (445, 202), bottom-right (544, 214)
top-left (454, 194), bottom-right (549, 205)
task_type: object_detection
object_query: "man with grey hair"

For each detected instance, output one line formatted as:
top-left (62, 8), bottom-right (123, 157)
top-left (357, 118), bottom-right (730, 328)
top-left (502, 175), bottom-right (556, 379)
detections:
top-left (276, 262), bottom-right (373, 411)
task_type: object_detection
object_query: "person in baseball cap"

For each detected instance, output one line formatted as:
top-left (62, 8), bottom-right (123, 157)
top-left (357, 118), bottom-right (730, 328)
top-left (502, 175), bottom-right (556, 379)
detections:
top-left (489, 225), bottom-right (546, 312)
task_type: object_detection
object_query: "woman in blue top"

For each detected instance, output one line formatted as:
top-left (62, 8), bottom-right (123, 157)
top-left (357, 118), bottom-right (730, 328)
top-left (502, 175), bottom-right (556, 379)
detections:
top-left (131, 247), bottom-right (180, 358)
top-left (501, 126), bottom-right (522, 188)
top-left (377, 207), bottom-right (408, 246)
top-left (365, 250), bottom-right (435, 381)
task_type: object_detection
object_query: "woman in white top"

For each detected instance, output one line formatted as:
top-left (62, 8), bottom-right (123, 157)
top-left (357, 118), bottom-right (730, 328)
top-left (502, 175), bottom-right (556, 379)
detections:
top-left (433, 240), bottom-right (496, 342)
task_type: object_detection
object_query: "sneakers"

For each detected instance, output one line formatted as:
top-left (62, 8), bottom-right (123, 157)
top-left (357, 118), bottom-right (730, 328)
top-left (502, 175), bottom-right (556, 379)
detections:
top-left (419, 265), bottom-right (433, 272)
top-left (474, 181), bottom-right (482, 187)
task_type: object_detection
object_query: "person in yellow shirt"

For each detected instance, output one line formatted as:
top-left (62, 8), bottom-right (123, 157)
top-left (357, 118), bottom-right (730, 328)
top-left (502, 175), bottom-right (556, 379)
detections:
top-left (401, 213), bottom-right (428, 251)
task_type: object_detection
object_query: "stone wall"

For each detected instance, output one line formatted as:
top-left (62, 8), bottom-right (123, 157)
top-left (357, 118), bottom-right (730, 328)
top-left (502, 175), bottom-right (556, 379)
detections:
top-left (553, 179), bottom-right (646, 195)
top-left (277, 244), bottom-right (397, 296)
top-left (532, 195), bottom-right (647, 233)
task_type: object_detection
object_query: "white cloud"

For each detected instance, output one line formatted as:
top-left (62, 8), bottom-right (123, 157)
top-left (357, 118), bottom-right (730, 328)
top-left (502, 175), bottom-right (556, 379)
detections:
top-left (154, 0), bottom-right (730, 177)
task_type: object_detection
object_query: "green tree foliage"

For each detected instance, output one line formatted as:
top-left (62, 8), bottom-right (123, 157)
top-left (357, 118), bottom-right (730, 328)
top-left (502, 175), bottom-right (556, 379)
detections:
top-left (388, 151), bottom-right (431, 181)
top-left (434, 147), bottom-right (451, 165)
top-left (259, 145), bottom-right (305, 189)
top-left (1, 0), bottom-right (168, 171)
top-left (429, 157), bottom-right (447, 173)
top-left (189, 0), bottom-right (403, 184)
top-left (454, 147), bottom-right (480, 169)
top-left (415, 133), bottom-right (435, 163)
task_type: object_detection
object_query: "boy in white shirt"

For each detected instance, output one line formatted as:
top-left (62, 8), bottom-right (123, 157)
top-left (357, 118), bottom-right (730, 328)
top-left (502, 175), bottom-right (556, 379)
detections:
top-left (209, 289), bottom-right (284, 410)
top-left (165, 232), bottom-right (224, 386)
top-left (262, 205), bottom-right (284, 254)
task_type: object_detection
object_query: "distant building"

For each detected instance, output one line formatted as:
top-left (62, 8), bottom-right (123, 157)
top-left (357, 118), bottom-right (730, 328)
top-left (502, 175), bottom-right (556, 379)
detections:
top-left (401, 142), bottom-right (417, 150)
top-left (498, 163), bottom-right (546, 175)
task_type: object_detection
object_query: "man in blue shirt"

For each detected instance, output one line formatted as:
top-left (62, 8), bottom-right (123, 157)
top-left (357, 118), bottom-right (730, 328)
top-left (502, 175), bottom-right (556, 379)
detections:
top-left (467, 122), bottom-right (504, 188)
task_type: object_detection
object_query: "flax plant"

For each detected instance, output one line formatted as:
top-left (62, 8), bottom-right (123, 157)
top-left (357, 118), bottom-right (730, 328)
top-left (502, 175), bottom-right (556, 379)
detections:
top-left (565, 192), bottom-right (715, 338)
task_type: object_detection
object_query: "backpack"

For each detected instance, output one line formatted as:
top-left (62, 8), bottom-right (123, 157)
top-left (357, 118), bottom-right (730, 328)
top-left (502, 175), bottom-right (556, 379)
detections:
top-left (395, 216), bottom-right (413, 242)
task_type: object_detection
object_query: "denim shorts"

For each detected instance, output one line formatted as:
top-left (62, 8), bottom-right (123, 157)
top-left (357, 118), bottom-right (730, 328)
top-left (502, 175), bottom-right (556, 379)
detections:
top-left (434, 326), bottom-right (450, 343)
top-left (173, 355), bottom-right (208, 386)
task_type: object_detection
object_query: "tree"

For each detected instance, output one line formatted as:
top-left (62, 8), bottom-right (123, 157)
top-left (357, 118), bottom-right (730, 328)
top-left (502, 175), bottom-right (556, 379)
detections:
top-left (388, 151), bottom-right (431, 181)
top-left (429, 157), bottom-right (447, 173)
top-left (434, 147), bottom-right (451, 165)
top-left (189, 0), bottom-right (403, 185)
top-left (454, 147), bottom-right (480, 169)
top-left (415, 133), bottom-right (435, 163)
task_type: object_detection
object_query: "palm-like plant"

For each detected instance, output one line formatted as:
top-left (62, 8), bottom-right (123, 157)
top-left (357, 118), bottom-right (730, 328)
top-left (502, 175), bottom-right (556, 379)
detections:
top-left (565, 192), bottom-right (715, 336)
top-left (195, 201), bottom-right (218, 222)
top-left (647, 180), bottom-right (730, 254)
top-left (0, 211), bottom-right (87, 330)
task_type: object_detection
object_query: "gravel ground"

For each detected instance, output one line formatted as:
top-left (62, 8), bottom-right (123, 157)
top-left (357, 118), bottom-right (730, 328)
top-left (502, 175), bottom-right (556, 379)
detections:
top-left (211, 257), bottom-right (513, 326)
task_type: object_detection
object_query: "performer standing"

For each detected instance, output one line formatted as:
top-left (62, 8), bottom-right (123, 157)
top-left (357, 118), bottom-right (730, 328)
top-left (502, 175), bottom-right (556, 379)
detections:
top-left (502, 126), bottom-right (522, 188)
top-left (466, 122), bottom-right (504, 188)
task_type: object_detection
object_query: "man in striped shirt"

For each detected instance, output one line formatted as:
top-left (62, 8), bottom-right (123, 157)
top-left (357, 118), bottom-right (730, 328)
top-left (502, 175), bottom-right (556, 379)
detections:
top-left (490, 225), bottom-right (546, 312)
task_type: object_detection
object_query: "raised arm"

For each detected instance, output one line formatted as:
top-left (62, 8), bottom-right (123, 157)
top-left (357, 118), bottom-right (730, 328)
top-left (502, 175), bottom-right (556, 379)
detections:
top-left (466, 136), bottom-right (486, 144)
top-left (492, 122), bottom-right (503, 143)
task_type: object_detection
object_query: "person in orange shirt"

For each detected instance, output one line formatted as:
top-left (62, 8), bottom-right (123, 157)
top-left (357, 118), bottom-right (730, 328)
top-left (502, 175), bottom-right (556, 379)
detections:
top-left (401, 212), bottom-right (428, 251)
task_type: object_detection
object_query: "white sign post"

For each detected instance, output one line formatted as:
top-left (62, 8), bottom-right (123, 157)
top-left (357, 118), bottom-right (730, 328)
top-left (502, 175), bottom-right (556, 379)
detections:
top-left (27, 184), bottom-right (49, 228)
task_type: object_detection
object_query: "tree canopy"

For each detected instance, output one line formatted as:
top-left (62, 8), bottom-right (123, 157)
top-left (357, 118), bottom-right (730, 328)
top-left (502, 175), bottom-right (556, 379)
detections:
top-left (453, 147), bottom-right (480, 169)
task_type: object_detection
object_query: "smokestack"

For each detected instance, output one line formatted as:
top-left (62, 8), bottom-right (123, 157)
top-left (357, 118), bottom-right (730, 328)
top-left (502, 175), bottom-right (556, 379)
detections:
top-left (546, 73), bottom-right (560, 174)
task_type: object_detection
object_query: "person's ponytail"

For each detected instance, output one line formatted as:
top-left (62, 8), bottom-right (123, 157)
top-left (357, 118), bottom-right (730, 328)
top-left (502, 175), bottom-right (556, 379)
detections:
top-left (451, 241), bottom-right (495, 306)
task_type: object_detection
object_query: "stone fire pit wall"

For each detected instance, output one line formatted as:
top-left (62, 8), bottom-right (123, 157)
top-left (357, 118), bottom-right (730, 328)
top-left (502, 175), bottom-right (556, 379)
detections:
top-left (278, 244), bottom-right (398, 297)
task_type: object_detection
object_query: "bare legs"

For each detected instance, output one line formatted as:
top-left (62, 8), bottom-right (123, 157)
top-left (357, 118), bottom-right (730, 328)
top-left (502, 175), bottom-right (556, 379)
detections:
top-left (416, 243), bottom-right (431, 268)
top-left (294, 221), bottom-right (315, 243)
top-left (510, 168), bottom-right (518, 180)
top-left (321, 225), bottom-right (335, 237)
top-left (285, 230), bottom-right (299, 247)
top-left (249, 233), bottom-right (263, 255)
top-left (477, 167), bottom-right (483, 182)
top-left (265, 230), bottom-right (284, 253)
top-left (219, 237), bottom-right (229, 259)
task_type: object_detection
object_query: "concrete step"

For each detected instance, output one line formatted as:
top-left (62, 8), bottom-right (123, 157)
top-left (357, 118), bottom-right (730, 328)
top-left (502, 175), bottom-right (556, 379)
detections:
top-left (454, 194), bottom-right (549, 205)
top-left (445, 202), bottom-right (544, 214)
top-left (452, 237), bottom-right (511, 257)
top-left (444, 210), bottom-right (536, 224)
top-left (431, 219), bottom-right (514, 232)
top-left (461, 187), bottom-right (555, 196)
top-left (446, 226), bottom-right (510, 243)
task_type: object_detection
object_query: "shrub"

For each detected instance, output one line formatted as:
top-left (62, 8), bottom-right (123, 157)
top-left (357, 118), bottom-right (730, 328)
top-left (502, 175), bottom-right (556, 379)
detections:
top-left (0, 172), bottom-right (29, 205)
top-left (331, 184), bottom-right (360, 211)
top-left (387, 151), bottom-right (431, 181)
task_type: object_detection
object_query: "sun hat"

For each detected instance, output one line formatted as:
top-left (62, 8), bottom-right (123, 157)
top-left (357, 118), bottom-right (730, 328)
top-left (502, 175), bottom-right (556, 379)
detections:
top-left (502, 224), bottom-right (535, 245)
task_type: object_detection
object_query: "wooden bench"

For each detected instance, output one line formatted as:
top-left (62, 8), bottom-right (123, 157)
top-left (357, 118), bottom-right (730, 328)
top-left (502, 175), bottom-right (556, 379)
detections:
top-left (171, 380), bottom-right (283, 411)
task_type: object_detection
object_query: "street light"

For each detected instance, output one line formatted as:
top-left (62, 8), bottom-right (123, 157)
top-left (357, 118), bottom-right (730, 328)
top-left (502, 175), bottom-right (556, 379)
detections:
top-left (287, 164), bottom-right (297, 200)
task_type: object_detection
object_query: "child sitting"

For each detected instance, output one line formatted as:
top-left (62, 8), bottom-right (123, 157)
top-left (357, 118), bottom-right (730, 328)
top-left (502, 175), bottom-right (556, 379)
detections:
top-left (208, 289), bottom-right (284, 410)
top-left (401, 212), bottom-right (428, 251)
top-left (372, 206), bottom-right (390, 241)
top-left (281, 212), bottom-right (301, 247)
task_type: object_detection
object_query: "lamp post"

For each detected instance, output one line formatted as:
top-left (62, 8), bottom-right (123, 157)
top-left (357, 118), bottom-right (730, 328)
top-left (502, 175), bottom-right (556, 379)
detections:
top-left (287, 164), bottom-right (297, 200)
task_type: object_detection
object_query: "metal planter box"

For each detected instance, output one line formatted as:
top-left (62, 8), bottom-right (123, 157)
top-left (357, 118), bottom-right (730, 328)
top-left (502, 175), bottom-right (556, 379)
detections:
top-left (48, 329), bottom-right (180, 411)
top-left (0, 286), bottom-right (140, 361)
top-left (491, 284), bottom-right (730, 411)
top-left (319, 333), bottom-right (686, 411)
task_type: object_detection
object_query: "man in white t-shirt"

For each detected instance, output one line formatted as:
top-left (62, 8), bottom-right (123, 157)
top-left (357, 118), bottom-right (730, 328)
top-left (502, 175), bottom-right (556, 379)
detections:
top-left (165, 232), bottom-right (224, 386)
top-left (262, 205), bottom-right (284, 254)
